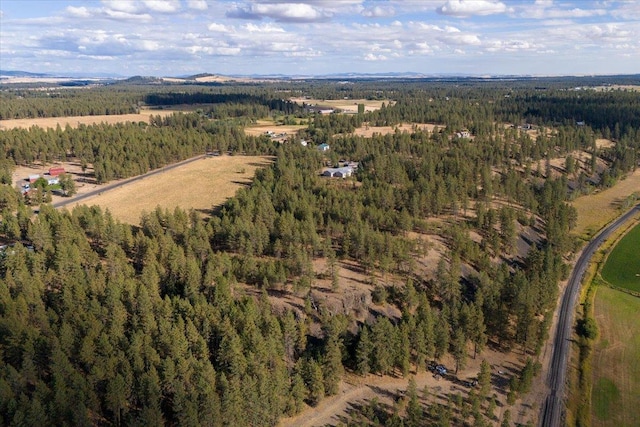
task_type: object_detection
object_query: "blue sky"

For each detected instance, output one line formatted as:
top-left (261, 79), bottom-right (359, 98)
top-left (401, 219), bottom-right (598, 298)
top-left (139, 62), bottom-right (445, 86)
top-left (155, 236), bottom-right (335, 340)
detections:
top-left (1, 0), bottom-right (639, 76)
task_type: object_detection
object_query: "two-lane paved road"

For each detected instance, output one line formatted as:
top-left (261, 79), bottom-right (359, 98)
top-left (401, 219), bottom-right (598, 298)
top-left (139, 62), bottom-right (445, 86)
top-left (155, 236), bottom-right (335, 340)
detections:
top-left (539, 203), bottom-right (640, 427)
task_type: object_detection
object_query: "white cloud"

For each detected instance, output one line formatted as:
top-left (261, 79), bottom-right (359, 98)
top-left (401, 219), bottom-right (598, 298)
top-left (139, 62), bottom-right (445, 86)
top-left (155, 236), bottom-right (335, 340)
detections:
top-left (363, 53), bottom-right (388, 61)
top-left (103, 9), bottom-right (153, 22)
top-left (187, 0), bottom-right (208, 11)
top-left (242, 23), bottom-right (286, 33)
top-left (142, 0), bottom-right (181, 13)
top-left (524, 1), bottom-right (607, 19)
top-left (362, 5), bottom-right (395, 18)
top-left (208, 23), bottom-right (234, 33)
top-left (485, 39), bottom-right (539, 52)
top-left (101, 0), bottom-right (139, 14)
top-left (439, 33), bottom-right (481, 45)
top-left (437, 0), bottom-right (507, 17)
top-left (611, 1), bottom-right (640, 20)
top-left (66, 6), bottom-right (91, 18)
top-left (228, 2), bottom-right (333, 23)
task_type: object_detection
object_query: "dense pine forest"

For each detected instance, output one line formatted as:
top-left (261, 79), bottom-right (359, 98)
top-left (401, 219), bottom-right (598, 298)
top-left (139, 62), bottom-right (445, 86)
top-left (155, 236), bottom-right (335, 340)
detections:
top-left (0, 77), bottom-right (639, 426)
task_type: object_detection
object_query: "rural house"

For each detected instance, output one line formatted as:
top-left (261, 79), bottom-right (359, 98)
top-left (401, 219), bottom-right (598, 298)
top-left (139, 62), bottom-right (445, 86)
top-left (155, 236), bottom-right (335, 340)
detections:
top-left (322, 166), bottom-right (353, 178)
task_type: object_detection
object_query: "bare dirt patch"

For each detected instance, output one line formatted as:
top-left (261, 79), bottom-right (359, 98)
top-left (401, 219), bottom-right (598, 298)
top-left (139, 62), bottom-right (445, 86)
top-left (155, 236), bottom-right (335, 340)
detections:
top-left (353, 123), bottom-right (440, 138)
top-left (571, 168), bottom-right (640, 236)
top-left (279, 347), bottom-right (535, 427)
top-left (0, 108), bottom-right (179, 130)
top-left (595, 138), bottom-right (615, 149)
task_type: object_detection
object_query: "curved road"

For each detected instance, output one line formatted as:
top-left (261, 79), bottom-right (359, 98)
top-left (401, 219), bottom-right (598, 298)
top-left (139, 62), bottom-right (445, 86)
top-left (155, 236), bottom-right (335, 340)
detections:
top-left (539, 203), bottom-right (640, 427)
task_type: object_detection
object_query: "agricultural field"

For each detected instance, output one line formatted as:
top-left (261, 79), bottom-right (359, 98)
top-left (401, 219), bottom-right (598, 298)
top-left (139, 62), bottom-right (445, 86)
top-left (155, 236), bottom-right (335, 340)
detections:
top-left (601, 223), bottom-right (640, 292)
top-left (591, 286), bottom-right (640, 427)
top-left (63, 155), bottom-right (272, 225)
top-left (0, 108), bottom-right (178, 130)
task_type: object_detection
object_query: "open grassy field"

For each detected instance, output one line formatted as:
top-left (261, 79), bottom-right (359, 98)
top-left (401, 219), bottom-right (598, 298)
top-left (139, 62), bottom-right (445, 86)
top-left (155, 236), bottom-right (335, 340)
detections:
top-left (289, 97), bottom-right (392, 113)
top-left (64, 155), bottom-right (272, 225)
top-left (0, 108), bottom-right (178, 130)
top-left (591, 286), bottom-right (640, 427)
top-left (352, 122), bottom-right (439, 137)
top-left (571, 168), bottom-right (640, 237)
top-left (244, 120), bottom-right (308, 137)
top-left (601, 223), bottom-right (640, 292)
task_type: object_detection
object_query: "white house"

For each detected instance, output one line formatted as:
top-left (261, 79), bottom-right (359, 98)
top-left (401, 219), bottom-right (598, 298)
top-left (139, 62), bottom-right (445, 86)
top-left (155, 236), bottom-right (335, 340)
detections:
top-left (322, 167), bottom-right (353, 178)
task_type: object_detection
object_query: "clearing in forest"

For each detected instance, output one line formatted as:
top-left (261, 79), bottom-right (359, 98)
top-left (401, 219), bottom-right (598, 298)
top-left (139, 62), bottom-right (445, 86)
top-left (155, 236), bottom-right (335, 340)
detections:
top-left (63, 155), bottom-right (272, 225)
top-left (244, 120), bottom-right (308, 137)
top-left (571, 168), bottom-right (640, 237)
top-left (591, 286), bottom-right (640, 427)
top-left (289, 98), bottom-right (392, 113)
top-left (353, 123), bottom-right (439, 137)
top-left (0, 108), bottom-right (179, 130)
top-left (601, 223), bottom-right (640, 292)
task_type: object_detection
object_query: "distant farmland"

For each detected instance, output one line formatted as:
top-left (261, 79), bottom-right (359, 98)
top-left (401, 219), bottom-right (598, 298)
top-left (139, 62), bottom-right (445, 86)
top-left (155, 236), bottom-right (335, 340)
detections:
top-left (601, 222), bottom-right (640, 292)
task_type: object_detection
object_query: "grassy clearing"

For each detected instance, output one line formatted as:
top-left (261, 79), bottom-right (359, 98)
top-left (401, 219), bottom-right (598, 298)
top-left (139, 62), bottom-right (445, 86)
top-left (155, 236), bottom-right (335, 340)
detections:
top-left (601, 223), bottom-right (640, 292)
top-left (289, 98), bottom-right (392, 113)
top-left (65, 155), bottom-right (272, 225)
top-left (244, 122), bottom-right (308, 137)
top-left (352, 123), bottom-right (439, 137)
top-left (571, 169), bottom-right (640, 237)
top-left (591, 286), bottom-right (640, 427)
top-left (0, 108), bottom-right (178, 130)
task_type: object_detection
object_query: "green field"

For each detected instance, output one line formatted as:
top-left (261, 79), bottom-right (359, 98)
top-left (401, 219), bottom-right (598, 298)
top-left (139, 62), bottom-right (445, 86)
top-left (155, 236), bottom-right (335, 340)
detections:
top-left (601, 223), bottom-right (640, 292)
top-left (591, 286), bottom-right (640, 427)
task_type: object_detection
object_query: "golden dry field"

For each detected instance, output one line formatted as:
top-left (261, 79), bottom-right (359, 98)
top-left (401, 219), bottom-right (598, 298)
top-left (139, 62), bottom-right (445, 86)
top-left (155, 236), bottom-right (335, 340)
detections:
top-left (244, 120), bottom-right (308, 137)
top-left (353, 122), bottom-right (439, 137)
top-left (63, 155), bottom-right (272, 225)
top-left (571, 168), bottom-right (640, 236)
top-left (0, 108), bottom-right (178, 130)
top-left (289, 97), bottom-right (392, 113)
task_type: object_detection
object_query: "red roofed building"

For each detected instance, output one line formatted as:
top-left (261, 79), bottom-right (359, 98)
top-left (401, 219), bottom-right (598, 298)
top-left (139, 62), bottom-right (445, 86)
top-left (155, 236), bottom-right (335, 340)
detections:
top-left (48, 167), bottom-right (65, 176)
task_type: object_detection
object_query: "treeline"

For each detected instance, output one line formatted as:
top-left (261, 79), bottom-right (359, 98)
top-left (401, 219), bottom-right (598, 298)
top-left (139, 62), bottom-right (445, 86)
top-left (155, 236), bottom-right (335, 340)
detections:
top-left (0, 113), bottom-right (279, 183)
top-left (0, 88), bottom-right (140, 120)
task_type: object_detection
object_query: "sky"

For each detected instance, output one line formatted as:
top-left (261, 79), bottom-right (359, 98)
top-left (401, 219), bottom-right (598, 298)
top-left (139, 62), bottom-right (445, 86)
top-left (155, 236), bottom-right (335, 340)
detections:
top-left (0, 0), bottom-right (639, 77)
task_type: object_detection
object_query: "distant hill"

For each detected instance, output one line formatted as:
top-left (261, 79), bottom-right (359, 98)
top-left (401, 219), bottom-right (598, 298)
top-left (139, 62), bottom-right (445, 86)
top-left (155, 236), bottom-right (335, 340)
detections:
top-left (0, 70), bottom-right (50, 78)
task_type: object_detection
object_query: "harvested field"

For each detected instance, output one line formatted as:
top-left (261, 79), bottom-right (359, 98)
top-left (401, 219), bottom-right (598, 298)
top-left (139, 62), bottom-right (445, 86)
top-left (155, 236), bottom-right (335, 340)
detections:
top-left (571, 168), bottom-right (640, 236)
top-left (591, 286), bottom-right (640, 427)
top-left (353, 123), bottom-right (439, 137)
top-left (62, 155), bottom-right (272, 225)
top-left (0, 109), bottom-right (179, 130)
top-left (290, 98), bottom-right (392, 113)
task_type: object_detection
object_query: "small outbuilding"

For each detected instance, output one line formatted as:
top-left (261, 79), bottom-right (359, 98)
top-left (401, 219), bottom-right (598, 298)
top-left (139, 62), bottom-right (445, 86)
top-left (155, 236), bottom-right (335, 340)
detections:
top-left (49, 167), bottom-right (65, 176)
